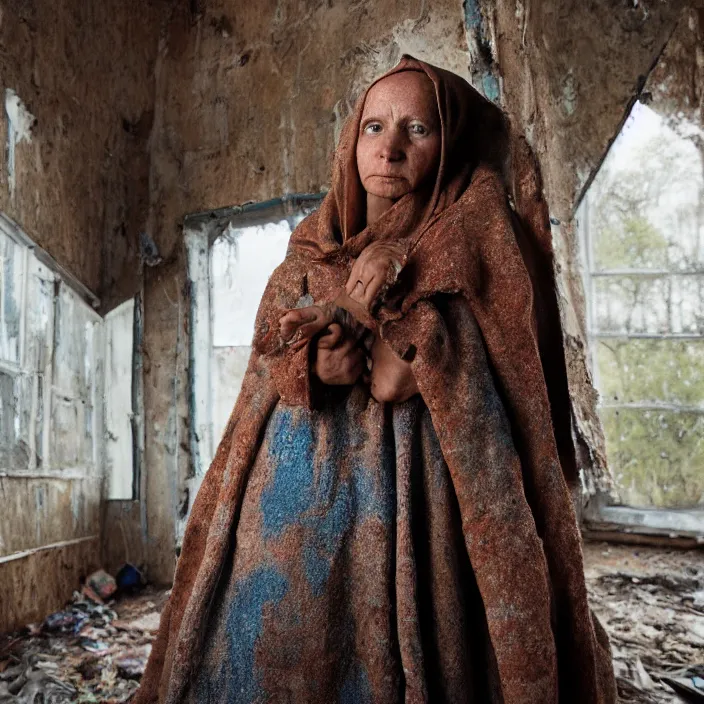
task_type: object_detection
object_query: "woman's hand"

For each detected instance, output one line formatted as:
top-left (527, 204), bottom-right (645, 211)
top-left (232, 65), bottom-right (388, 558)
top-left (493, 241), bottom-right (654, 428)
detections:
top-left (279, 305), bottom-right (334, 350)
top-left (344, 241), bottom-right (406, 311)
top-left (368, 334), bottom-right (419, 403)
top-left (313, 324), bottom-right (365, 386)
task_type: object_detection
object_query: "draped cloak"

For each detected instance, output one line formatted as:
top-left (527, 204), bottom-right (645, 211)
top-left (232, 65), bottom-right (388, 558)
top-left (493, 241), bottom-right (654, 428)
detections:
top-left (134, 56), bottom-right (617, 704)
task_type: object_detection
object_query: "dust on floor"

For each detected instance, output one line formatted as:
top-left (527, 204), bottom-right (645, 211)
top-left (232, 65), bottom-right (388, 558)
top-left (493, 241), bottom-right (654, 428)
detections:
top-left (0, 542), bottom-right (701, 702)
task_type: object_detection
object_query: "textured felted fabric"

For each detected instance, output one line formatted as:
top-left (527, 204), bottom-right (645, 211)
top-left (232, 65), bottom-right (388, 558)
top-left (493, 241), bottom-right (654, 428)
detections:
top-left (134, 56), bottom-right (616, 704)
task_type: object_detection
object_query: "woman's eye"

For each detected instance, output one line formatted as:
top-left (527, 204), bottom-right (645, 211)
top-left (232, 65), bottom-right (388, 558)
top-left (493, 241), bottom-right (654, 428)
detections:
top-left (364, 123), bottom-right (382, 134)
top-left (409, 123), bottom-right (427, 136)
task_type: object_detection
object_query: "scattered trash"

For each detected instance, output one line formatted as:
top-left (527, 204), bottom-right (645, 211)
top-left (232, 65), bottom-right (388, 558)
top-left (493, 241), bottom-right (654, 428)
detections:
top-left (661, 675), bottom-right (704, 701)
top-left (86, 569), bottom-right (118, 601)
top-left (584, 541), bottom-right (704, 704)
top-left (0, 586), bottom-right (168, 702)
top-left (115, 646), bottom-right (152, 680)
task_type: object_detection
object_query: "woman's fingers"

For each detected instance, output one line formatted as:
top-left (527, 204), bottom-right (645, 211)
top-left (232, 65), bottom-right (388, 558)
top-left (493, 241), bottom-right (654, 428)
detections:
top-left (344, 242), bottom-right (406, 307)
top-left (359, 269), bottom-right (386, 308)
top-left (345, 260), bottom-right (366, 295)
top-left (279, 308), bottom-right (318, 341)
top-left (317, 323), bottom-right (344, 349)
top-left (279, 305), bottom-right (333, 346)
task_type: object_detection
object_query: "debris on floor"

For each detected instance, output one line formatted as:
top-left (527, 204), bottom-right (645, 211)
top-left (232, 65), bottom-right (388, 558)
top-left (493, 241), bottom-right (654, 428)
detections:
top-left (584, 540), bottom-right (704, 703)
top-left (0, 547), bottom-right (701, 702)
top-left (0, 575), bottom-right (168, 703)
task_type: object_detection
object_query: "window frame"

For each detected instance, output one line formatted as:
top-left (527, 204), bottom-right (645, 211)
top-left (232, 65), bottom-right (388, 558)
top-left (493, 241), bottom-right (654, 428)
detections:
top-left (182, 193), bottom-right (323, 542)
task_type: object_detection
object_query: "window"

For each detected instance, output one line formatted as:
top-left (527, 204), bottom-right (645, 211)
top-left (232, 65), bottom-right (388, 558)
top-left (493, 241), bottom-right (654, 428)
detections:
top-left (0, 214), bottom-right (139, 503)
top-left (185, 196), bottom-right (322, 486)
top-left (578, 101), bottom-right (704, 511)
top-left (0, 216), bottom-right (103, 478)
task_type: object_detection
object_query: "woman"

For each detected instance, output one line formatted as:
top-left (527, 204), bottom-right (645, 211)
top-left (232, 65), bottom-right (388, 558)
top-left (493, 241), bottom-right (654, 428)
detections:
top-left (135, 56), bottom-right (616, 704)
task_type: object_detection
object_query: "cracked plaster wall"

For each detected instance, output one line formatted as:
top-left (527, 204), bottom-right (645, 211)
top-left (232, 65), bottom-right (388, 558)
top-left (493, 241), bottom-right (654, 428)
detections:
top-left (0, 0), bottom-right (167, 306)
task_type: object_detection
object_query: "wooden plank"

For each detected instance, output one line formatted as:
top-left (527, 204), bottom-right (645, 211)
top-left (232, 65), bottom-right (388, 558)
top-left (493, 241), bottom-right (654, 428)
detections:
top-left (0, 537), bottom-right (100, 632)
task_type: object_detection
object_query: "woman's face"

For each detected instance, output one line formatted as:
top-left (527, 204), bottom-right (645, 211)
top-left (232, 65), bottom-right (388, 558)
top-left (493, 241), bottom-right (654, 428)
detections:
top-left (356, 71), bottom-right (441, 201)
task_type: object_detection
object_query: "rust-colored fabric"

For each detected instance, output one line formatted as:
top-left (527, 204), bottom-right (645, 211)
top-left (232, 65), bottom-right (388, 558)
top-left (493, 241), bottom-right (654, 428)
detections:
top-left (134, 56), bottom-right (616, 704)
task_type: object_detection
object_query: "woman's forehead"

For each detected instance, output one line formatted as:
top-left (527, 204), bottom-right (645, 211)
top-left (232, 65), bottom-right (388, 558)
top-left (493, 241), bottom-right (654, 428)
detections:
top-left (361, 71), bottom-right (438, 119)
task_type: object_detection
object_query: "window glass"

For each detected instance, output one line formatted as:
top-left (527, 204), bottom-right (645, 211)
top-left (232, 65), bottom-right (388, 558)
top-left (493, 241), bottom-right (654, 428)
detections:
top-left (210, 217), bottom-right (302, 347)
top-left (581, 101), bottom-right (704, 509)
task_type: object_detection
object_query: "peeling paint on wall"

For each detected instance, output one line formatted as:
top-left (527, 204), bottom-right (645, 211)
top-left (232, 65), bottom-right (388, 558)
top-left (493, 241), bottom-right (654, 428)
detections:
top-left (464, 0), bottom-right (501, 102)
top-left (4, 89), bottom-right (35, 200)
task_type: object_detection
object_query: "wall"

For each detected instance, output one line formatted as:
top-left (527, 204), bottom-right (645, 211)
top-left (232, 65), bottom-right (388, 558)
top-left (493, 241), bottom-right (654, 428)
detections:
top-left (0, 0), bottom-right (167, 631)
top-left (0, 0), bottom-right (165, 306)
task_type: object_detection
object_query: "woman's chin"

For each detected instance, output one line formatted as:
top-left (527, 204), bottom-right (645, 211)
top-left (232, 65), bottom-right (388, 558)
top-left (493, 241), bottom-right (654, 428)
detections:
top-left (364, 178), bottom-right (411, 201)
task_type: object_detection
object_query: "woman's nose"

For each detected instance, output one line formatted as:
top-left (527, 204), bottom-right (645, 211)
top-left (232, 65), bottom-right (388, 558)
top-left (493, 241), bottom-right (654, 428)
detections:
top-left (379, 129), bottom-right (405, 162)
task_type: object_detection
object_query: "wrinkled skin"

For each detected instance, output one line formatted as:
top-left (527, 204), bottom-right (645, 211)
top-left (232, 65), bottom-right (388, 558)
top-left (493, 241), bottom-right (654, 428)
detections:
top-left (279, 72), bottom-right (441, 401)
